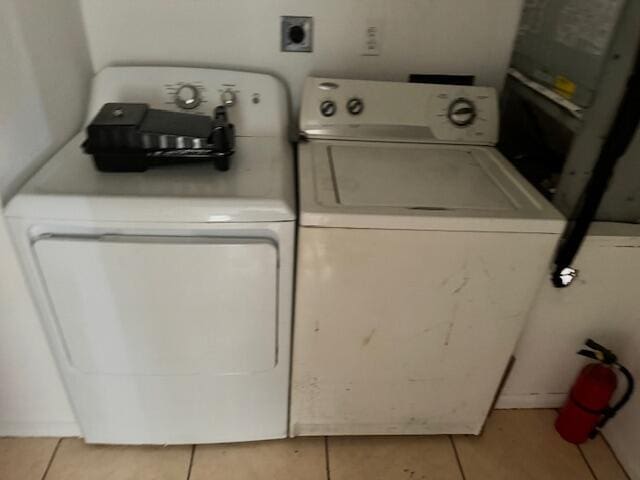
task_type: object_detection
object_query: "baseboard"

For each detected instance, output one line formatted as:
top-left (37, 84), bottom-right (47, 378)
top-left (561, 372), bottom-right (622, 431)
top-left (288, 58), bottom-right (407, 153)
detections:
top-left (0, 421), bottom-right (81, 437)
top-left (495, 392), bottom-right (567, 409)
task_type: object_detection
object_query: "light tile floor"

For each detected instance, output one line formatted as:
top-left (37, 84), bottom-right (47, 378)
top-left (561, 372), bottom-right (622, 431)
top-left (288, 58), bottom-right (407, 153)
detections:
top-left (0, 410), bottom-right (629, 480)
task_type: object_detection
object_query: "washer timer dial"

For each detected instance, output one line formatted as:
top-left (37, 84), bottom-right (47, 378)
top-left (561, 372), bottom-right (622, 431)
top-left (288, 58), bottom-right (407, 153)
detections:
top-left (447, 98), bottom-right (476, 127)
top-left (175, 84), bottom-right (201, 110)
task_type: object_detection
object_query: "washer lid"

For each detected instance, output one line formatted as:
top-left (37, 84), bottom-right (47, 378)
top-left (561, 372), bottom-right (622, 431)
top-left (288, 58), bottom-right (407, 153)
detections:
top-left (6, 134), bottom-right (295, 223)
top-left (299, 141), bottom-right (565, 233)
top-left (332, 146), bottom-right (515, 210)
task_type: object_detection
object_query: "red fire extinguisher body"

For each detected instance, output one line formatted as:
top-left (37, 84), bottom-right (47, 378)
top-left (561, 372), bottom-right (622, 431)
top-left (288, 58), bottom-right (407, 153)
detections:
top-left (556, 363), bottom-right (618, 444)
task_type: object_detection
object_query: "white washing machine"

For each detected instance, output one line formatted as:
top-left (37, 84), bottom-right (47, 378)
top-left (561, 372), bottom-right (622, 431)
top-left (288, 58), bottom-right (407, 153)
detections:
top-left (5, 67), bottom-right (295, 444)
top-left (291, 77), bottom-right (566, 436)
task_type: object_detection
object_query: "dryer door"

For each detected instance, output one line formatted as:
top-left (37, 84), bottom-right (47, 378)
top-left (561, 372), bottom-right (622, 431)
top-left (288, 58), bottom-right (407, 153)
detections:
top-left (34, 235), bottom-right (278, 376)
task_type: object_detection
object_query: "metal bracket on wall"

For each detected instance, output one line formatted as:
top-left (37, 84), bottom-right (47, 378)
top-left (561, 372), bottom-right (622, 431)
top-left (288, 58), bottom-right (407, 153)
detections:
top-left (552, 47), bottom-right (640, 288)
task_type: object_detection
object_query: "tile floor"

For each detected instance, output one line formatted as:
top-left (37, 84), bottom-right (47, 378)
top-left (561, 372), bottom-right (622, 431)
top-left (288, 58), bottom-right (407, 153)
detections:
top-left (0, 410), bottom-right (629, 480)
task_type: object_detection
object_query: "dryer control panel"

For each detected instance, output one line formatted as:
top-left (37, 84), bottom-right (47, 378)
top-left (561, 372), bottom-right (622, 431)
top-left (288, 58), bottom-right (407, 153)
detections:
top-left (87, 67), bottom-right (289, 138)
top-left (300, 77), bottom-right (498, 145)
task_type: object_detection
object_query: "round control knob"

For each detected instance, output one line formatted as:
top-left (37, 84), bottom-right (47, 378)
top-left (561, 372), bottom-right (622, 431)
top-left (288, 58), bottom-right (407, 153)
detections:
top-left (448, 98), bottom-right (476, 127)
top-left (347, 97), bottom-right (364, 115)
top-left (175, 84), bottom-right (201, 110)
top-left (220, 88), bottom-right (236, 107)
top-left (320, 100), bottom-right (337, 117)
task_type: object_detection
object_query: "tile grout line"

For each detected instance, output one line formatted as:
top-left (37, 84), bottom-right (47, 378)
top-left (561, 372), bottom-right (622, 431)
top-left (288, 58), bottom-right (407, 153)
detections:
top-left (40, 438), bottom-right (62, 480)
top-left (554, 408), bottom-right (601, 480)
top-left (185, 444), bottom-right (196, 480)
top-left (600, 436), bottom-right (632, 480)
top-left (324, 436), bottom-right (331, 480)
top-left (555, 408), bottom-right (611, 480)
top-left (577, 445), bottom-right (599, 480)
top-left (449, 435), bottom-right (468, 480)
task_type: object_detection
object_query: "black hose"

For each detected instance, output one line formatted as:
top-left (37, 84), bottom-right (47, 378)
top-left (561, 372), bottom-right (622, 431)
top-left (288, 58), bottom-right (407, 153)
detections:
top-left (552, 47), bottom-right (640, 287)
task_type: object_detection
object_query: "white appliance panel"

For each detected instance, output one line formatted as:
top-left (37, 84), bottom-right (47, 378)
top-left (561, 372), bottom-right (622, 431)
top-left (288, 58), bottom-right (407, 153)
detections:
top-left (6, 66), bottom-right (295, 224)
top-left (291, 227), bottom-right (559, 435)
top-left (10, 218), bottom-right (295, 444)
top-left (300, 77), bottom-right (499, 144)
top-left (34, 236), bottom-right (277, 376)
top-left (331, 145), bottom-right (514, 210)
top-left (300, 141), bottom-right (565, 233)
top-left (8, 135), bottom-right (295, 223)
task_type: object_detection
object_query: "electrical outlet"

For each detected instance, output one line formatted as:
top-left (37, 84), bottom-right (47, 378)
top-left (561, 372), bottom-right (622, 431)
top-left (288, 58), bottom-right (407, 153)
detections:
top-left (363, 22), bottom-right (382, 56)
top-left (281, 16), bottom-right (313, 52)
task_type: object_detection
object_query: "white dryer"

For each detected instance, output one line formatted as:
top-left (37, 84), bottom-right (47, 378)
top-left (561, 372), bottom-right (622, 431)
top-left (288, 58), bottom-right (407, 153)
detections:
top-left (291, 77), bottom-right (566, 436)
top-left (6, 67), bottom-right (295, 444)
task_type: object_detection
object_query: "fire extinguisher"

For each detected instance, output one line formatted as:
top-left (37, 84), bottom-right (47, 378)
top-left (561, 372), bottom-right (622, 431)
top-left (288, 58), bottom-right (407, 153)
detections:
top-left (555, 339), bottom-right (634, 444)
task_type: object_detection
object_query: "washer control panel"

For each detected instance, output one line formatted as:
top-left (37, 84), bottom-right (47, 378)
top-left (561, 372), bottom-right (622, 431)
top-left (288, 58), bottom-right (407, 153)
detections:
top-left (300, 77), bottom-right (498, 145)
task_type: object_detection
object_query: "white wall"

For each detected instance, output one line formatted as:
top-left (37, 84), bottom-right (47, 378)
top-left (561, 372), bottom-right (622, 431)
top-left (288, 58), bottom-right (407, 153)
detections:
top-left (0, 0), bottom-right (93, 201)
top-left (80, 0), bottom-right (524, 109)
top-left (3, 3), bottom-right (638, 471)
top-left (3, 0), bottom-right (528, 437)
top-left (0, 0), bottom-right (92, 436)
top-left (606, 328), bottom-right (640, 480)
top-left (1, 0), bottom-right (524, 437)
top-left (496, 223), bottom-right (640, 479)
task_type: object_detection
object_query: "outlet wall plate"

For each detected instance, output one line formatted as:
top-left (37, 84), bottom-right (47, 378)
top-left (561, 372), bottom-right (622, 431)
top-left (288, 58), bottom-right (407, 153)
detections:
top-left (362, 21), bottom-right (382, 56)
top-left (281, 16), bottom-right (313, 52)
